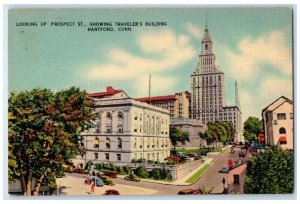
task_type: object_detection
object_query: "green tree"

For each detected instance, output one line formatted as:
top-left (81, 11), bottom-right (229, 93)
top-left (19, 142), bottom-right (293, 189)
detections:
top-left (134, 167), bottom-right (149, 178)
top-left (151, 168), bottom-right (161, 180)
top-left (8, 87), bottom-right (95, 196)
top-left (202, 122), bottom-right (234, 149)
top-left (243, 117), bottom-right (263, 141)
top-left (169, 127), bottom-right (190, 149)
top-left (244, 147), bottom-right (293, 194)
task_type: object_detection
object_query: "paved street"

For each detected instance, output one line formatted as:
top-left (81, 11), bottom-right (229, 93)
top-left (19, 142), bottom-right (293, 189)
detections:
top-left (114, 147), bottom-right (240, 195)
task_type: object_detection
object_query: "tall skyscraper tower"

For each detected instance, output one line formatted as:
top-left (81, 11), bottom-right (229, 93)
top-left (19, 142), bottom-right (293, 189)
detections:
top-left (190, 23), bottom-right (225, 122)
top-left (190, 22), bottom-right (243, 142)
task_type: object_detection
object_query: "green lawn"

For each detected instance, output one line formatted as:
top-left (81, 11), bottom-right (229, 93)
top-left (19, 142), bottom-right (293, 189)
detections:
top-left (142, 178), bottom-right (174, 183)
top-left (185, 159), bottom-right (216, 184)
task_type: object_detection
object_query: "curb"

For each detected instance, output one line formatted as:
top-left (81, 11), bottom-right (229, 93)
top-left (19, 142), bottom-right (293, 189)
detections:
top-left (184, 159), bottom-right (217, 185)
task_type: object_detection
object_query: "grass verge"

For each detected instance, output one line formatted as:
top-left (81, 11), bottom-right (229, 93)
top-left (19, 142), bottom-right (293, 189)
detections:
top-left (185, 159), bottom-right (216, 184)
top-left (177, 147), bottom-right (223, 154)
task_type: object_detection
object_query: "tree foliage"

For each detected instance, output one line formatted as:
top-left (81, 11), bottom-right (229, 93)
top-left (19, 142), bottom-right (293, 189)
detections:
top-left (244, 147), bottom-right (294, 194)
top-left (243, 117), bottom-right (263, 141)
top-left (200, 121), bottom-right (234, 148)
top-left (169, 127), bottom-right (190, 149)
top-left (134, 166), bottom-right (149, 178)
top-left (8, 87), bottom-right (95, 196)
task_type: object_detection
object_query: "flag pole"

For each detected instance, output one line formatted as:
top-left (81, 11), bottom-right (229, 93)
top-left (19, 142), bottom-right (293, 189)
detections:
top-left (149, 74), bottom-right (151, 105)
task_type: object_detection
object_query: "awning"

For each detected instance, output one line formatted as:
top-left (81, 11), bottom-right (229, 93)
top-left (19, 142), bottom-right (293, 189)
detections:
top-left (278, 136), bottom-right (287, 142)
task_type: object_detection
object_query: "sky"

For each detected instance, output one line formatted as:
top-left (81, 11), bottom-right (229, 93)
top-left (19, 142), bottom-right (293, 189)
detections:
top-left (8, 7), bottom-right (293, 122)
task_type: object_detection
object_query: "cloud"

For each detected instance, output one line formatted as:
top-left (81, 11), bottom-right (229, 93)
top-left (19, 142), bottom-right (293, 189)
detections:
top-left (86, 29), bottom-right (196, 82)
top-left (259, 75), bottom-right (293, 106)
top-left (186, 22), bottom-right (202, 41)
top-left (223, 30), bottom-right (293, 121)
top-left (224, 30), bottom-right (292, 80)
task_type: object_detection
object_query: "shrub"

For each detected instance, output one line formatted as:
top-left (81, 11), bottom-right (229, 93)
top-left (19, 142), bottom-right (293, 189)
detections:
top-left (85, 161), bottom-right (94, 171)
top-left (151, 168), bottom-right (161, 180)
top-left (147, 160), bottom-right (154, 164)
top-left (137, 158), bottom-right (146, 163)
top-left (170, 149), bottom-right (178, 156)
top-left (131, 159), bottom-right (137, 163)
top-left (134, 166), bottom-right (149, 178)
top-left (154, 161), bottom-right (161, 164)
top-left (124, 165), bottom-right (131, 174)
top-left (164, 169), bottom-right (172, 180)
top-left (94, 163), bottom-right (103, 171)
top-left (118, 167), bottom-right (126, 175)
top-left (166, 161), bottom-right (177, 165)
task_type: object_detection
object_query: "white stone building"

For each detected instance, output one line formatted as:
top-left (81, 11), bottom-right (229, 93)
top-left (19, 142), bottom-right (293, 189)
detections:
top-left (190, 23), bottom-right (243, 142)
top-left (72, 87), bottom-right (171, 168)
top-left (170, 118), bottom-right (207, 149)
top-left (262, 96), bottom-right (293, 149)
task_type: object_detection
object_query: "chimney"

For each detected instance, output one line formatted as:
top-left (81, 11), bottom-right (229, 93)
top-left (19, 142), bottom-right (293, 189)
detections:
top-left (107, 86), bottom-right (115, 93)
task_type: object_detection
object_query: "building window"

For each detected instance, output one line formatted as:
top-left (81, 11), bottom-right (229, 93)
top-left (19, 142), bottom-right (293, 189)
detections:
top-left (105, 153), bottom-right (109, 160)
top-left (94, 153), bottom-right (98, 159)
top-left (233, 174), bottom-right (239, 184)
top-left (106, 138), bottom-right (110, 149)
top-left (117, 126), bottom-right (123, 133)
top-left (95, 121), bottom-right (100, 133)
top-left (279, 127), bottom-right (286, 134)
top-left (277, 113), bottom-right (286, 120)
top-left (94, 138), bottom-right (99, 148)
top-left (106, 126), bottom-right (111, 133)
top-left (290, 113), bottom-right (293, 119)
top-left (117, 154), bottom-right (121, 161)
top-left (117, 112), bottom-right (123, 120)
top-left (106, 113), bottom-right (112, 120)
top-left (118, 138), bottom-right (122, 149)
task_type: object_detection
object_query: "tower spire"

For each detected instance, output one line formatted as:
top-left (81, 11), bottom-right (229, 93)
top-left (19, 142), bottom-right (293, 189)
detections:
top-left (205, 14), bottom-right (208, 27)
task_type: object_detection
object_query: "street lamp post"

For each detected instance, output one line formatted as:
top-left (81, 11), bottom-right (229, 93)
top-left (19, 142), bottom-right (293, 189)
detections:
top-left (222, 177), bottom-right (226, 194)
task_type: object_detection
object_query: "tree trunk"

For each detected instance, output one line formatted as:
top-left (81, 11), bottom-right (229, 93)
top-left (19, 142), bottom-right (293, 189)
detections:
top-left (25, 171), bottom-right (33, 196)
top-left (20, 171), bottom-right (27, 196)
top-left (33, 174), bottom-right (45, 196)
top-left (16, 150), bottom-right (27, 195)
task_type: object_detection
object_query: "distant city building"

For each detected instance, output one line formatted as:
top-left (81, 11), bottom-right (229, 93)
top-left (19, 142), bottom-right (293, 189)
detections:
top-left (72, 86), bottom-right (171, 168)
top-left (262, 96), bottom-right (293, 149)
top-left (190, 23), bottom-right (243, 142)
top-left (170, 118), bottom-right (207, 149)
top-left (136, 91), bottom-right (190, 119)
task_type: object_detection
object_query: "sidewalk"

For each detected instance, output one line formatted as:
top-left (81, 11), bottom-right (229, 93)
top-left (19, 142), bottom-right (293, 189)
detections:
top-left (171, 158), bottom-right (213, 185)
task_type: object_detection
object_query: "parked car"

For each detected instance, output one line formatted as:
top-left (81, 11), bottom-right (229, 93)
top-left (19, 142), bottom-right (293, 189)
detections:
top-left (89, 178), bottom-right (104, 187)
top-left (178, 153), bottom-right (190, 160)
top-left (104, 189), bottom-right (120, 195)
top-left (187, 153), bottom-right (197, 158)
top-left (104, 171), bottom-right (118, 178)
top-left (178, 189), bottom-right (202, 195)
top-left (100, 175), bottom-right (115, 186)
top-left (219, 167), bottom-right (229, 173)
top-left (73, 168), bottom-right (88, 174)
top-left (124, 172), bottom-right (141, 182)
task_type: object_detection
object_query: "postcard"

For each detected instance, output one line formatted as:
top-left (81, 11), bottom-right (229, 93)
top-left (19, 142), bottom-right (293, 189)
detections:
top-left (7, 7), bottom-right (294, 197)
